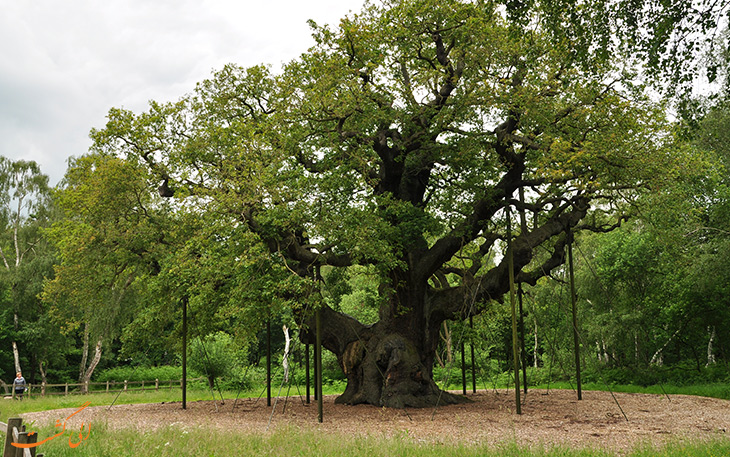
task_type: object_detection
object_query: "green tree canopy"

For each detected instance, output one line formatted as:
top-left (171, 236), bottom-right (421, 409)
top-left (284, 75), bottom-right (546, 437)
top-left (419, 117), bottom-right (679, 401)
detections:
top-left (87, 0), bottom-right (725, 407)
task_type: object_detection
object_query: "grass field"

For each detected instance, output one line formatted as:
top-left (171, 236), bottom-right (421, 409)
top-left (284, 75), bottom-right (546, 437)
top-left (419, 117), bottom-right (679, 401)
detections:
top-left (2, 384), bottom-right (730, 456)
top-left (28, 422), bottom-right (730, 457)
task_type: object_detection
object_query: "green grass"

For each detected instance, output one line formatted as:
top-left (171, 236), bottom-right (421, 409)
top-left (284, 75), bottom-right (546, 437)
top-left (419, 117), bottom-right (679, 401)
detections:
top-left (529, 381), bottom-right (730, 400)
top-left (4, 384), bottom-right (730, 456)
top-left (30, 423), bottom-right (730, 457)
top-left (1, 388), bottom-right (236, 419)
top-left (0, 384), bottom-right (346, 420)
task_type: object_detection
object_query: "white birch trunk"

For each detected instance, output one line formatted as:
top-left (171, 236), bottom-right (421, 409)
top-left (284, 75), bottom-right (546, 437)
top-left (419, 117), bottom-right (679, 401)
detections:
top-left (80, 338), bottom-right (103, 394)
top-left (706, 326), bottom-right (717, 367)
top-left (650, 327), bottom-right (681, 366)
top-left (79, 324), bottom-right (90, 383)
top-left (39, 360), bottom-right (47, 395)
top-left (282, 325), bottom-right (291, 383)
top-left (12, 341), bottom-right (21, 374)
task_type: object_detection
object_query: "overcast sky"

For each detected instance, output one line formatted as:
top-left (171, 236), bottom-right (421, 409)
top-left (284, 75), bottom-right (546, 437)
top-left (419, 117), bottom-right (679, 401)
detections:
top-left (1, 0), bottom-right (367, 186)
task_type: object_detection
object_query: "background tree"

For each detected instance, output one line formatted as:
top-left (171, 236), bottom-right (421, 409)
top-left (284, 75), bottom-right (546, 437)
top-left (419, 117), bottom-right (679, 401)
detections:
top-left (0, 157), bottom-right (52, 378)
top-left (43, 154), bottom-right (165, 391)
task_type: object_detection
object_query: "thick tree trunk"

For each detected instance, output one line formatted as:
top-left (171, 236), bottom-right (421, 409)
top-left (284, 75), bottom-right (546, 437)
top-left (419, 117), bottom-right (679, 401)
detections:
top-left (302, 279), bottom-right (469, 408)
top-left (335, 329), bottom-right (467, 408)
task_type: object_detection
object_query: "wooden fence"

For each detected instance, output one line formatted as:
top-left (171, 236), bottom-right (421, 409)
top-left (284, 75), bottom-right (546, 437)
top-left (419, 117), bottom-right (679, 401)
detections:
top-left (10, 377), bottom-right (206, 399)
top-left (0, 418), bottom-right (43, 457)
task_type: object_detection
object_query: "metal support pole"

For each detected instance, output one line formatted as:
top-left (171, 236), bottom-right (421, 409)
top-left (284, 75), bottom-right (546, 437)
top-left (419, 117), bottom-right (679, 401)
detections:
top-left (461, 340), bottom-right (467, 395)
top-left (518, 187), bottom-right (528, 393)
top-left (568, 229), bottom-right (582, 400)
top-left (315, 308), bottom-right (323, 423)
top-left (305, 342), bottom-right (311, 404)
top-left (507, 205), bottom-right (522, 414)
top-left (182, 297), bottom-right (187, 410)
top-left (313, 343), bottom-right (319, 401)
top-left (470, 316), bottom-right (476, 393)
top-left (267, 319), bottom-right (272, 407)
top-left (518, 284), bottom-right (528, 393)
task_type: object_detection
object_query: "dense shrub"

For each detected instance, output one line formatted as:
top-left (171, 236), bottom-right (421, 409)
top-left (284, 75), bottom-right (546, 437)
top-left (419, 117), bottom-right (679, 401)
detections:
top-left (95, 365), bottom-right (187, 383)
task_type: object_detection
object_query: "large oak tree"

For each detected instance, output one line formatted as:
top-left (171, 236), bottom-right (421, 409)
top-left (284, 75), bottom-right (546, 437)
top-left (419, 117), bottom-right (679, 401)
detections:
top-left (90, 0), bottom-right (724, 407)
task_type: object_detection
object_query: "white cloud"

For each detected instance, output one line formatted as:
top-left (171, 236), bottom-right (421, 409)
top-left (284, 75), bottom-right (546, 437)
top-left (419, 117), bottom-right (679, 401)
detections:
top-left (0, 0), bottom-right (365, 186)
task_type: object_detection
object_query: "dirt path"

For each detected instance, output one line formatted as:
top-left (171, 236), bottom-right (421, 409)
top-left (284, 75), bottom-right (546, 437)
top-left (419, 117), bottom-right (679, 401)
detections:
top-left (21, 389), bottom-right (730, 454)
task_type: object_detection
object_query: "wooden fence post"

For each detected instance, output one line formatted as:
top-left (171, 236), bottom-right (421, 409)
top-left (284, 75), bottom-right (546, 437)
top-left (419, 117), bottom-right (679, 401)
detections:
top-left (15, 429), bottom-right (37, 457)
top-left (15, 430), bottom-right (28, 457)
top-left (124, 380), bottom-right (128, 391)
top-left (64, 383), bottom-right (68, 396)
top-left (106, 380), bottom-right (109, 392)
top-left (155, 379), bottom-right (159, 390)
top-left (3, 418), bottom-right (22, 457)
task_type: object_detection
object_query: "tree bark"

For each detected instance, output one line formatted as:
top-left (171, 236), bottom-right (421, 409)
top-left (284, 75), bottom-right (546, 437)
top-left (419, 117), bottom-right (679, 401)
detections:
top-left (301, 279), bottom-right (469, 408)
top-left (283, 325), bottom-right (291, 383)
top-left (79, 338), bottom-right (103, 394)
top-left (295, 199), bottom-right (590, 408)
top-left (79, 324), bottom-right (90, 383)
top-left (435, 322), bottom-right (453, 369)
top-left (39, 361), bottom-right (47, 395)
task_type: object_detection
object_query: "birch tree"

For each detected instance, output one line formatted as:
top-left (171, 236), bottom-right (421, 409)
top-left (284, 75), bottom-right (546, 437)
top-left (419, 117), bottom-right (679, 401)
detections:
top-left (0, 158), bottom-right (50, 375)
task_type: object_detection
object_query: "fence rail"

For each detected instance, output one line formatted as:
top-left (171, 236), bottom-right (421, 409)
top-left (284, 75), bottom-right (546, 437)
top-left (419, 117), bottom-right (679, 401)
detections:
top-left (10, 377), bottom-right (206, 399)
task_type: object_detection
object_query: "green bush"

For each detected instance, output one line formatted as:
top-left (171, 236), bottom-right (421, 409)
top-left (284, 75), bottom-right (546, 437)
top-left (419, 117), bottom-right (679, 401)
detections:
top-left (189, 331), bottom-right (247, 389)
top-left (95, 365), bottom-right (186, 383)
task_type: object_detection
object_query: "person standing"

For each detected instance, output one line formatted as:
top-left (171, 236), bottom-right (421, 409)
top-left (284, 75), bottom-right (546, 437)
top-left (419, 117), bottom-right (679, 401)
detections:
top-left (13, 372), bottom-right (26, 400)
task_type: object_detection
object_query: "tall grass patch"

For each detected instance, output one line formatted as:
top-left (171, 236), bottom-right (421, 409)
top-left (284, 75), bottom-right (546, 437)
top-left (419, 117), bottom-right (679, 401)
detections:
top-left (30, 422), bottom-right (730, 457)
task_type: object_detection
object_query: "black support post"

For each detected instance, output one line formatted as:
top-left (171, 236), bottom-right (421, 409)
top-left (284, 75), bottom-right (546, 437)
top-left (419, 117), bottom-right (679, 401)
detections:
top-left (182, 297), bottom-right (187, 410)
top-left (461, 340), bottom-right (467, 395)
top-left (266, 319), bottom-right (272, 407)
top-left (305, 342), bottom-right (311, 404)
top-left (567, 229), bottom-right (582, 400)
top-left (470, 316), bottom-right (476, 393)
top-left (315, 307), bottom-right (323, 423)
top-left (507, 205), bottom-right (521, 414)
